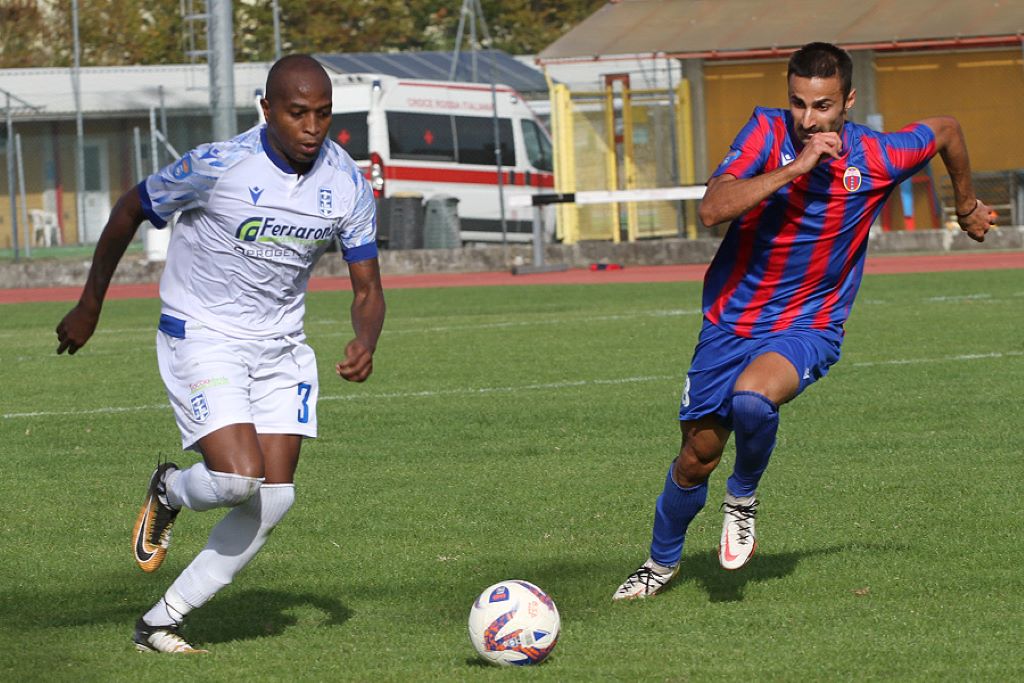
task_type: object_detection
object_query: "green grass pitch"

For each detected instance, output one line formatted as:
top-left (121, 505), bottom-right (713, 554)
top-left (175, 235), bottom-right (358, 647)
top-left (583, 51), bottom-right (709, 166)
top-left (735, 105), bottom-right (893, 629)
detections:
top-left (1, 268), bottom-right (1022, 681)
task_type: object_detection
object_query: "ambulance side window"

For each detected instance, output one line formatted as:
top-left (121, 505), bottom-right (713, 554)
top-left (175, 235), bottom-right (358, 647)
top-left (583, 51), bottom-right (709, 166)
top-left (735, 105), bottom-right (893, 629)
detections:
top-left (329, 112), bottom-right (369, 160)
top-left (521, 119), bottom-right (553, 172)
top-left (454, 116), bottom-right (516, 166)
top-left (387, 112), bottom-right (455, 161)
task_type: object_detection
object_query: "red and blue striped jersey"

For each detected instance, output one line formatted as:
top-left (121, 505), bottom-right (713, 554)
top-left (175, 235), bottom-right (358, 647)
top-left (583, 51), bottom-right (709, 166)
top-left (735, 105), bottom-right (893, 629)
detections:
top-left (704, 107), bottom-right (936, 338)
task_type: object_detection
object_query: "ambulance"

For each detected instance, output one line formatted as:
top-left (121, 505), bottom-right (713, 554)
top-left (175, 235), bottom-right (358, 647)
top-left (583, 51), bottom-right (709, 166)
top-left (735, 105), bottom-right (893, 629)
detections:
top-left (326, 73), bottom-right (555, 244)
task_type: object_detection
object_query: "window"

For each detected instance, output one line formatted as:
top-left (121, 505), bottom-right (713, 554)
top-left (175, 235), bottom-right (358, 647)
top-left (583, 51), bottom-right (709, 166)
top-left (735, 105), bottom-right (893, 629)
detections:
top-left (329, 112), bottom-right (369, 160)
top-left (387, 112), bottom-right (455, 161)
top-left (84, 145), bottom-right (103, 191)
top-left (521, 119), bottom-right (553, 172)
top-left (454, 116), bottom-right (516, 166)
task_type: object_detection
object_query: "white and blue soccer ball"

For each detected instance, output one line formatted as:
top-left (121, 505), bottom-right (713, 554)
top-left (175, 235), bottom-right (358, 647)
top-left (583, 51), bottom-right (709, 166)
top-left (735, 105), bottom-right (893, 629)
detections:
top-left (468, 579), bottom-right (560, 666)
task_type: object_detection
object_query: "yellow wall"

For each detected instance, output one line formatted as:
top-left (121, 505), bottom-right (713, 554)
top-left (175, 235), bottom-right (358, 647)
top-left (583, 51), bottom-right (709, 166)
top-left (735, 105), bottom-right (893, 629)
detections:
top-left (874, 49), bottom-right (1024, 172)
top-left (703, 59), bottom-right (788, 178)
top-left (702, 49), bottom-right (1024, 178)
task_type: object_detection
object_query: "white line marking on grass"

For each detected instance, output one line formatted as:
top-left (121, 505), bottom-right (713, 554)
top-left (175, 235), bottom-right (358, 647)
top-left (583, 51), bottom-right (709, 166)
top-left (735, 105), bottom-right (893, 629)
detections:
top-left (378, 309), bottom-right (702, 336)
top-left (851, 350), bottom-right (1024, 368)
top-left (0, 326), bottom-right (156, 341)
top-left (2, 376), bottom-right (675, 420)
top-left (924, 293), bottom-right (992, 302)
top-left (3, 403), bottom-right (170, 419)
top-left (6, 350), bottom-right (1021, 420)
top-left (318, 374), bottom-right (677, 402)
top-left (1, 309), bottom-right (703, 346)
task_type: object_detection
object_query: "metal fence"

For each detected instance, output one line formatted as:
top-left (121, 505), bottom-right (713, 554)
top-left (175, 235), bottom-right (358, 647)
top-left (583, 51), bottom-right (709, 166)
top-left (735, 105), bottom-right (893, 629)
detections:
top-left (938, 170), bottom-right (1023, 228)
top-left (548, 78), bottom-right (698, 244)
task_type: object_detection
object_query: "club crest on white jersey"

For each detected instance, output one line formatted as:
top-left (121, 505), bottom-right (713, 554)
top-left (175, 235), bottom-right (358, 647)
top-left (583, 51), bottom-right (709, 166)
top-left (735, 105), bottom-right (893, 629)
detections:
top-left (318, 187), bottom-right (333, 216)
top-left (190, 393), bottom-right (210, 423)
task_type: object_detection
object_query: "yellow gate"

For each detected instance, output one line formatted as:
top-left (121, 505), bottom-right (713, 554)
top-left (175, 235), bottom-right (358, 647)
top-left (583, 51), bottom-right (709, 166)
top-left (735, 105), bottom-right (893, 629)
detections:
top-left (549, 75), bottom-right (697, 244)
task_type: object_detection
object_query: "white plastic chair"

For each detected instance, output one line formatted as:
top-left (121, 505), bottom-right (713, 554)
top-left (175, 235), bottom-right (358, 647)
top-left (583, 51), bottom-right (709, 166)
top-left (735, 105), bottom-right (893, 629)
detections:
top-left (28, 209), bottom-right (60, 247)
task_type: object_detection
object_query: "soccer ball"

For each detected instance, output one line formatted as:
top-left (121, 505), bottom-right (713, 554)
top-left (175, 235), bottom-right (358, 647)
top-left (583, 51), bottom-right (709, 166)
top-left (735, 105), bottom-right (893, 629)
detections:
top-left (467, 580), bottom-right (560, 666)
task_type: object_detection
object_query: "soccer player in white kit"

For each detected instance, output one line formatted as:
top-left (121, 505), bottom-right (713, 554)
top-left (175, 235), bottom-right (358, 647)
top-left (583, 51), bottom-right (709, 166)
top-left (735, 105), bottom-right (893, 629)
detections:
top-left (55, 55), bottom-right (385, 653)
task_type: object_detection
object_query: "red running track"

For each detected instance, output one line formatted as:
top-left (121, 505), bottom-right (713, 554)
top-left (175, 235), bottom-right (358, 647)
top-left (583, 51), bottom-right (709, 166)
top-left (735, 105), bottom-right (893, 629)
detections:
top-left (3, 250), bottom-right (1023, 304)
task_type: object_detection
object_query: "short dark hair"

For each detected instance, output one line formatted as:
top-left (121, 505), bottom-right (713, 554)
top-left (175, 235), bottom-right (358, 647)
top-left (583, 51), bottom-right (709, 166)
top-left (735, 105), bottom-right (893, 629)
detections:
top-left (787, 42), bottom-right (853, 98)
top-left (265, 54), bottom-right (329, 101)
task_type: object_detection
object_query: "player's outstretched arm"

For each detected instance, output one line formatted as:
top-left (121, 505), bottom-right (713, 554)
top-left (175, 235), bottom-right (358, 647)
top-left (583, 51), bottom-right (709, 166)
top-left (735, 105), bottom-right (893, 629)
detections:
top-left (699, 132), bottom-right (843, 226)
top-left (56, 188), bottom-right (147, 354)
top-left (336, 257), bottom-right (385, 383)
top-left (919, 116), bottom-right (992, 243)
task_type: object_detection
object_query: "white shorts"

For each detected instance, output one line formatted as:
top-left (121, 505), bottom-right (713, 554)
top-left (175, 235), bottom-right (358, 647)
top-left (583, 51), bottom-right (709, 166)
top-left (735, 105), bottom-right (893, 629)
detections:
top-left (156, 331), bottom-right (319, 451)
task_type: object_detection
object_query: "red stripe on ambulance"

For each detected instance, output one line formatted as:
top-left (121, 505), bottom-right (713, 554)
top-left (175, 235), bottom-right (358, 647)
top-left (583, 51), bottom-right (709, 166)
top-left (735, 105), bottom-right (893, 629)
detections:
top-left (385, 165), bottom-right (555, 188)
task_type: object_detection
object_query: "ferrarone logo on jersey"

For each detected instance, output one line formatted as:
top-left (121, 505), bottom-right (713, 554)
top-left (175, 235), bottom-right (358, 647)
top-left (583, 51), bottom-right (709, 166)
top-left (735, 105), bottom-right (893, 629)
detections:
top-left (236, 218), bottom-right (264, 241)
top-left (234, 217), bottom-right (333, 243)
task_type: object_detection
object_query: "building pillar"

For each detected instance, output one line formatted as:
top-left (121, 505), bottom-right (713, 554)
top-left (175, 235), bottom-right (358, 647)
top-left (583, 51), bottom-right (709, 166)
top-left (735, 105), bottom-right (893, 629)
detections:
top-left (850, 49), bottom-right (878, 126)
top-left (680, 58), bottom-right (708, 180)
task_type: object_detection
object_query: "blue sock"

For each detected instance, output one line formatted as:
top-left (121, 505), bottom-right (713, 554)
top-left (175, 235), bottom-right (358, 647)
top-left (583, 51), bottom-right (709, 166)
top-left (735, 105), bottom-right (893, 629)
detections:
top-left (726, 391), bottom-right (779, 498)
top-left (649, 461), bottom-right (708, 567)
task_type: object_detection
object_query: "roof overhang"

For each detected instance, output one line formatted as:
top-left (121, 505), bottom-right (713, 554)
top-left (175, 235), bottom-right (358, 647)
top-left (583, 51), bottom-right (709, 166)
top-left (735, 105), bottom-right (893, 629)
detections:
top-left (538, 0), bottom-right (1024, 64)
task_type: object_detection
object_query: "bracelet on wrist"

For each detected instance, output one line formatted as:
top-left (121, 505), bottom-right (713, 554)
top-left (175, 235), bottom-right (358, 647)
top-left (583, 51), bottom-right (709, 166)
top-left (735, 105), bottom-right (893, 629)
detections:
top-left (956, 199), bottom-right (980, 219)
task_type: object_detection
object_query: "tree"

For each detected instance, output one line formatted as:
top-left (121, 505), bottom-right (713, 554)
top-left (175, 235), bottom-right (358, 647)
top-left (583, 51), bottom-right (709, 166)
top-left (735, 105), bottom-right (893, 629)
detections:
top-left (0, 0), bottom-right (607, 68)
top-left (0, 1), bottom-right (55, 67)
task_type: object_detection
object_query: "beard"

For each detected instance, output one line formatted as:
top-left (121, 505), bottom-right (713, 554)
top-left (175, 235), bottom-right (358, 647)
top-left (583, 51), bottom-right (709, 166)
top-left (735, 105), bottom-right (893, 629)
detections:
top-left (794, 113), bottom-right (845, 143)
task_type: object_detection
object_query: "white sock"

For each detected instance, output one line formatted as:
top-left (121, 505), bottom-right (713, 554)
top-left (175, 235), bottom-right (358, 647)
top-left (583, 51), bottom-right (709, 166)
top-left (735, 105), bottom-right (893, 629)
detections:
top-left (142, 585), bottom-right (192, 627)
top-left (164, 484), bottom-right (296, 612)
top-left (166, 464), bottom-right (262, 511)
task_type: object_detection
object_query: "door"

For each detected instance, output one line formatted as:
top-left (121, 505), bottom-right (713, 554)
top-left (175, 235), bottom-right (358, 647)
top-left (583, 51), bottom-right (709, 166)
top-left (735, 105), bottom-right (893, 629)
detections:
top-left (81, 142), bottom-right (110, 243)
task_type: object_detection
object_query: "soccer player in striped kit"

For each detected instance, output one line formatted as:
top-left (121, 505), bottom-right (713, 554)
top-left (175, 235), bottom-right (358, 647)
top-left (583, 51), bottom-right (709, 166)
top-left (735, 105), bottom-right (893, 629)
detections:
top-left (614, 42), bottom-right (993, 599)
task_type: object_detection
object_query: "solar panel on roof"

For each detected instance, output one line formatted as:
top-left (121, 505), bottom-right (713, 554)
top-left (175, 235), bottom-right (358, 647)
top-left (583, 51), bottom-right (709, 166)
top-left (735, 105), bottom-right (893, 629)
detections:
top-left (315, 50), bottom-right (549, 94)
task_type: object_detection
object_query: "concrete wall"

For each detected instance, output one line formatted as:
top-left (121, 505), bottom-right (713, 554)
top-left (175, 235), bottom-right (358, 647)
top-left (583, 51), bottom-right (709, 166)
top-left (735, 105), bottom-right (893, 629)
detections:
top-left (1, 228), bottom-right (1021, 290)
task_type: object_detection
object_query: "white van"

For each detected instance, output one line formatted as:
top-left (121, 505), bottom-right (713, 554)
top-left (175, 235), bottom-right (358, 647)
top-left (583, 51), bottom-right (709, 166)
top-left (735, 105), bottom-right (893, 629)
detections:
top-left (326, 73), bottom-right (555, 244)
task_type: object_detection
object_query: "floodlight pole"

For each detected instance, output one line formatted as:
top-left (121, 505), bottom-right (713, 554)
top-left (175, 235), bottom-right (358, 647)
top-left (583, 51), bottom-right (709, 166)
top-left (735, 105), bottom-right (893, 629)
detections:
top-left (208, 0), bottom-right (236, 141)
top-left (450, 0), bottom-right (507, 243)
top-left (449, 1), bottom-right (468, 80)
top-left (149, 109), bottom-right (160, 174)
top-left (72, 0), bottom-right (86, 245)
top-left (5, 93), bottom-right (17, 261)
top-left (272, 0), bottom-right (282, 61)
top-left (158, 85), bottom-right (168, 166)
top-left (133, 127), bottom-right (144, 180)
top-left (16, 132), bottom-right (29, 257)
top-left (3, 87), bottom-right (42, 260)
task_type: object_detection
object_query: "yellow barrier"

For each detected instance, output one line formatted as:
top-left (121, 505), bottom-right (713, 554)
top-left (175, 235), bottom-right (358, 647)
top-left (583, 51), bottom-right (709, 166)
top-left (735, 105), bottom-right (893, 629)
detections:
top-left (548, 77), bottom-right (696, 244)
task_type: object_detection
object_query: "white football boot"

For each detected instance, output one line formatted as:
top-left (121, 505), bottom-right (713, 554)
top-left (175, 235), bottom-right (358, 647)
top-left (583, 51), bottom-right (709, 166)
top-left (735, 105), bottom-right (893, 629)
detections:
top-left (612, 558), bottom-right (680, 600)
top-left (133, 617), bottom-right (207, 654)
top-left (718, 492), bottom-right (759, 570)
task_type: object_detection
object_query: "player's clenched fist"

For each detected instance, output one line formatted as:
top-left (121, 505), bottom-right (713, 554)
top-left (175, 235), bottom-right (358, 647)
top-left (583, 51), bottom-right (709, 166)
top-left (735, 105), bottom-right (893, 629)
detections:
top-left (55, 304), bottom-right (99, 355)
top-left (336, 338), bottom-right (374, 382)
top-left (794, 132), bottom-right (843, 172)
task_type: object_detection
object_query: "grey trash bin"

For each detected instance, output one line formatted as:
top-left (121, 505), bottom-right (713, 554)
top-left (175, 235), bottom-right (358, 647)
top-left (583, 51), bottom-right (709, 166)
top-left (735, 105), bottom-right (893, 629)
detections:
top-left (383, 193), bottom-right (425, 250)
top-left (423, 195), bottom-right (461, 249)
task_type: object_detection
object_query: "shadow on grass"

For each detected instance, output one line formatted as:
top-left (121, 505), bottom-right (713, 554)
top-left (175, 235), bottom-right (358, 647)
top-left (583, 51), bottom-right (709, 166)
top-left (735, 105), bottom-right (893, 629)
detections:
top-left (665, 543), bottom-right (898, 603)
top-left (188, 588), bottom-right (353, 645)
top-left (0, 579), bottom-right (351, 647)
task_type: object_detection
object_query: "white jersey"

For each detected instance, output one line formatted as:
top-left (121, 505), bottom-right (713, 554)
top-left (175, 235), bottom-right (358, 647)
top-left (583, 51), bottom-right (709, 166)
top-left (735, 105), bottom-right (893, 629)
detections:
top-left (139, 123), bottom-right (377, 340)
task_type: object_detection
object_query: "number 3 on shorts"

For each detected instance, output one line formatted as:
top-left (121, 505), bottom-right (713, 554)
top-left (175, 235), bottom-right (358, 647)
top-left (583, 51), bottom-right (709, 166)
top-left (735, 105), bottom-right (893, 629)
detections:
top-left (297, 382), bottom-right (312, 424)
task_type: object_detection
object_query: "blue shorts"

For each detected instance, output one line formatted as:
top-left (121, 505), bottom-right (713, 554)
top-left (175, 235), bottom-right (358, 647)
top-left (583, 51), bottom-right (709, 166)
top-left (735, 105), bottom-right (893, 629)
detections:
top-left (678, 319), bottom-right (842, 426)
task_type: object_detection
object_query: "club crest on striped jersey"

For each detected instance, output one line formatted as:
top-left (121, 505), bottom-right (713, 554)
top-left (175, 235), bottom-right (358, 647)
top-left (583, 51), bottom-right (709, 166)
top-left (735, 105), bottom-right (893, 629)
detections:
top-left (843, 166), bottom-right (862, 192)
top-left (318, 187), bottom-right (333, 216)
